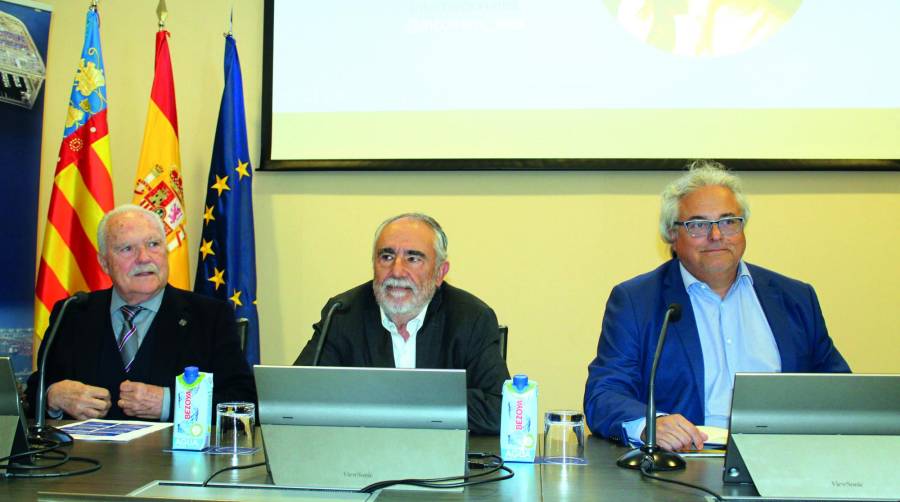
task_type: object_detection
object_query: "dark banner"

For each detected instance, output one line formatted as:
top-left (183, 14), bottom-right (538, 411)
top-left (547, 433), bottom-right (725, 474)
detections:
top-left (0, 0), bottom-right (51, 381)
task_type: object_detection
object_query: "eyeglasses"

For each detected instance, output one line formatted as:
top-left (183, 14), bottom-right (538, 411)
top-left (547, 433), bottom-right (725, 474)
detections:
top-left (673, 216), bottom-right (745, 238)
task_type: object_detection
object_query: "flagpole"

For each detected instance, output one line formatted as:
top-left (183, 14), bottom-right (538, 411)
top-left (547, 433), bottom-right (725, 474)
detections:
top-left (156, 0), bottom-right (168, 29)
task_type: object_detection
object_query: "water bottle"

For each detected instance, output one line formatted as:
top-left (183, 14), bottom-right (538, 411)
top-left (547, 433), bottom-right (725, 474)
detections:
top-left (172, 366), bottom-right (213, 450)
top-left (500, 374), bottom-right (538, 462)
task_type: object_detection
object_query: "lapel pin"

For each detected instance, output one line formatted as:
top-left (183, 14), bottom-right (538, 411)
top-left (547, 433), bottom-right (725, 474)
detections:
top-left (179, 319), bottom-right (188, 327)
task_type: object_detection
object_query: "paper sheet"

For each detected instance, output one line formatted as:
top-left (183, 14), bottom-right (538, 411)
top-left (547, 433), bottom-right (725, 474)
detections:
top-left (696, 425), bottom-right (728, 447)
top-left (59, 419), bottom-right (172, 442)
top-left (678, 425), bottom-right (728, 457)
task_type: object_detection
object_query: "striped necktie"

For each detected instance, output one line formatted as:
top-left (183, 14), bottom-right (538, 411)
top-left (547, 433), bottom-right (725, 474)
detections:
top-left (118, 305), bottom-right (144, 372)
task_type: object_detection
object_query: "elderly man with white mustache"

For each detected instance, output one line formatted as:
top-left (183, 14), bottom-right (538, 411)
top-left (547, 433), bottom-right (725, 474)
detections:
top-left (27, 204), bottom-right (255, 422)
top-left (295, 213), bottom-right (510, 434)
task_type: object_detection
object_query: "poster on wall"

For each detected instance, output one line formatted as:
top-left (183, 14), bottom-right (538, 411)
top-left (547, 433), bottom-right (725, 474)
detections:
top-left (262, 0), bottom-right (900, 170)
top-left (0, 0), bottom-right (51, 382)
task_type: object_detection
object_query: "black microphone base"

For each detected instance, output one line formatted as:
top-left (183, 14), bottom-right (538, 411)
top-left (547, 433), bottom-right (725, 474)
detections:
top-left (29, 424), bottom-right (74, 446)
top-left (617, 445), bottom-right (686, 471)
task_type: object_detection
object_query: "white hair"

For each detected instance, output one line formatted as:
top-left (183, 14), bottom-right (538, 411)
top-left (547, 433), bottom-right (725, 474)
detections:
top-left (659, 160), bottom-right (751, 244)
top-left (373, 213), bottom-right (449, 268)
top-left (97, 204), bottom-right (166, 255)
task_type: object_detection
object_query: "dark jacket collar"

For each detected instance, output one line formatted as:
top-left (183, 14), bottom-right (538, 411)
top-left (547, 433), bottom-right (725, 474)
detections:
top-left (363, 282), bottom-right (448, 368)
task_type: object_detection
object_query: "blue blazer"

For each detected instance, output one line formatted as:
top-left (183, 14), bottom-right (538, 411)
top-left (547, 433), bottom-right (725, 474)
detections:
top-left (583, 259), bottom-right (849, 442)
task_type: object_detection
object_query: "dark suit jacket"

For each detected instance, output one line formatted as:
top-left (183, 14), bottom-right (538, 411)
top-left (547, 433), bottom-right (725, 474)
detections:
top-left (583, 259), bottom-right (850, 443)
top-left (295, 281), bottom-right (510, 435)
top-left (26, 285), bottom-right (256, 421)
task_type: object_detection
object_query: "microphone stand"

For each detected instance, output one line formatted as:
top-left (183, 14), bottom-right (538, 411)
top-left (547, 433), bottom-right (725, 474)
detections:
top-left (617, 304), bottom-right (686, 472)
top-left (31, 293), bottom-right (87, 444)
top-left (311, 301), bottom-right (343, 366)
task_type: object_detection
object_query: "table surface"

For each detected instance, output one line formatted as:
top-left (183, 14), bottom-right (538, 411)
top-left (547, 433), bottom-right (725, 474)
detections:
top-left (1, 423), bottom-right (760, 501)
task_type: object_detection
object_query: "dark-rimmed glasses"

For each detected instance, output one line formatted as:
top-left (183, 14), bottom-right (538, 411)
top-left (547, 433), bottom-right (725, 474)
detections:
top-left (673, 216), bottom-right (745, 238)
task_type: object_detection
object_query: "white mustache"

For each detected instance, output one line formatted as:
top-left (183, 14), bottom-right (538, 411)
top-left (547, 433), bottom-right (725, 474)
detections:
top-left (380, 277), bottom-right (417, 294)
top-left (129, 263), bottom-right (159, 277)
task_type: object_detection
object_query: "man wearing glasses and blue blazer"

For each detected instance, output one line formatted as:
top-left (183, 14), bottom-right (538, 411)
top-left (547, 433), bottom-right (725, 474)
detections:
top-left (584, 160), bottom-right (849, 452)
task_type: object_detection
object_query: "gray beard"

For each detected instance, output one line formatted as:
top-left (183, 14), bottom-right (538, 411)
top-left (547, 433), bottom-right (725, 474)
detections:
top-left (373, 278), bottom-right (436, 319)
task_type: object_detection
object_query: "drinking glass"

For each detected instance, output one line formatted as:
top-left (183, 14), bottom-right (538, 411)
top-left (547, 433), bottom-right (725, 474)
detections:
top-left (542, 410), bottom-right (587, 464)
top-left (215, 402), bottom-right (255, 453)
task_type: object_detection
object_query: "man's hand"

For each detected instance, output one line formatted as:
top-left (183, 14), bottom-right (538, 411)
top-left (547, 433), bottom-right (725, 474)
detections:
top-left (119, 380), bottom-right (164, 419)
top-left (46, 380), bottom-right (111, 420)
top-left (643, 414), bottom-right (708, 451)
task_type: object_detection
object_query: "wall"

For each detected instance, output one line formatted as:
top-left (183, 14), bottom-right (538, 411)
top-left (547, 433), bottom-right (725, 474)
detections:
top-left (36, 0), bottom-right (900, 418)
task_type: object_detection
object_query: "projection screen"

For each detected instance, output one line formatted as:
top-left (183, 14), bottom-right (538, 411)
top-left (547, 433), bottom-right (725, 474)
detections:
top-left (261, 0), bottom-right (900, 170)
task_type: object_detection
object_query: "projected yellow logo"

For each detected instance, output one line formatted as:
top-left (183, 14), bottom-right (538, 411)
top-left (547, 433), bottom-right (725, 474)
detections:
top-left (604, 0), bottom-right (802, 57)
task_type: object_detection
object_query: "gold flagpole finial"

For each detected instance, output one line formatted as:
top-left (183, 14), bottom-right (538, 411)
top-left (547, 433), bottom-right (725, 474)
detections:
top-left (226, 5), bottom-right (234, 37)
top-left (156, 0), bottom-right (168, 28)
top-left (90, 0), bottom-right (98, 10)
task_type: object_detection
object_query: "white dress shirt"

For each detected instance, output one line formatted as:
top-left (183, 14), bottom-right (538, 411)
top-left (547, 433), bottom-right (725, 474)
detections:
top-left (379, 303), bottom-right (430, 369)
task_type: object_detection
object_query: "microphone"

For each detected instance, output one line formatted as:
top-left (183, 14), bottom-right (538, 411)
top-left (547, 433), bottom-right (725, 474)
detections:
top-left (617, 303), bottom-right (686, 472)
top-left (311, 301), bottom-right (344, 366)
top-left (31, 291), bottom-right (89, 443)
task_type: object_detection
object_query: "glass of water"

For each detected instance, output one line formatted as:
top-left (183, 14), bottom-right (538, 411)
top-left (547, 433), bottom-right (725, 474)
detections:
top-left (215, 402), bottom-right (255, 453)
top-left (543, 410), bottom-right (587, 464)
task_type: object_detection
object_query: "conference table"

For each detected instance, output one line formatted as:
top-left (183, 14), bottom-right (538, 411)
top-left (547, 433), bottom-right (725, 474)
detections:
top-left (2, 423), bottom-right (762, 501)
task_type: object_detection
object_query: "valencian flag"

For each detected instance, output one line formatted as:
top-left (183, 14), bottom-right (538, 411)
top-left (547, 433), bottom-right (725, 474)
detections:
top-left (131, 20), bottom-right (190, 288)
top-left (33, 5), bottom-right (114, 361)
top-left (194, 34), bottom-right (260, 365)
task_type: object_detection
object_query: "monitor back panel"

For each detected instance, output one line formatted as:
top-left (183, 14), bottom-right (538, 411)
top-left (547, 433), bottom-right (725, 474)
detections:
top-left (728, 373), bottom-right (900, 436)
top-left (254, 365), bottom-right (469, 491)
top-left (724, 373), bottom-right (900, 487)
top-left (0, 357), bottom-right (29, 462)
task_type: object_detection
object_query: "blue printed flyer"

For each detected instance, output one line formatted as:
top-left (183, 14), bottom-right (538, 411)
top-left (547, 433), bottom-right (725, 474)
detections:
top-left (59, 419), bottom-right (172, 442)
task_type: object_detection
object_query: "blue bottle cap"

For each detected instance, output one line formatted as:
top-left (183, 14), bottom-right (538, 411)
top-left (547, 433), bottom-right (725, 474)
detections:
top-left (184, 366), bottom-right (199, 384)
top-left (513, 374), bottom-right (528, 391)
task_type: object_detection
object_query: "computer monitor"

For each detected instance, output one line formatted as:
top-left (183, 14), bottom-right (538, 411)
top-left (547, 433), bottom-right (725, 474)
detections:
top-left (254, 365), bottom-right (468, 491)
top-left (0, 357), bottom-right (30, 464)
top-left (723, 373), bottom-right (900, 496)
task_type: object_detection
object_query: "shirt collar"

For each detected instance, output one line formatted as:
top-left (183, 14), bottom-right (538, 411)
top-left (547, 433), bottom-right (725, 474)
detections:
top-left (679, 260), bottom-right (753, 293)
top-left (110, 287), bottom-right (165, 315)
top-left (379, 301), bottom-right (430, 336)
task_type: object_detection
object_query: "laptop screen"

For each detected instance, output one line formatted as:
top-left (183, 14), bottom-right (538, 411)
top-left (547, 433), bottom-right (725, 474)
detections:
top-left (252, 365), bottom-right (469, 490)
top-left (727, 373), bottom-right (900, 436)
top-left (254, 365), bottom-right (468, 430)
top-left (724, 373), bottom-right (900, 486)
top-left (0, 357), bottom-right (30, 459)
top-left (723, 373), bottom-right (900, 499)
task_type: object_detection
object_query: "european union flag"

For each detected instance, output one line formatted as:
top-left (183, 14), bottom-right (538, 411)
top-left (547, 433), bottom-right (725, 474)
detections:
top-left (194, 34), bottom-right (260, 365)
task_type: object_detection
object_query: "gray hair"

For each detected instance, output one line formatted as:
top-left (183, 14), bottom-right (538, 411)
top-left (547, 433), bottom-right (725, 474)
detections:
top-left (659, 160), bottom-right (751, 244)
top-left (373, 213), bottom-right (449, 267)
top-left (97, 204), bottom-right (166, 255)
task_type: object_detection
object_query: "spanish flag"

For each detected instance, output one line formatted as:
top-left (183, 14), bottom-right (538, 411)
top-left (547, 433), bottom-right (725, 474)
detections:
top-left (34, 5), bottom-right (114, 360)
top-left (132, 28), bottom-right (190, 289)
